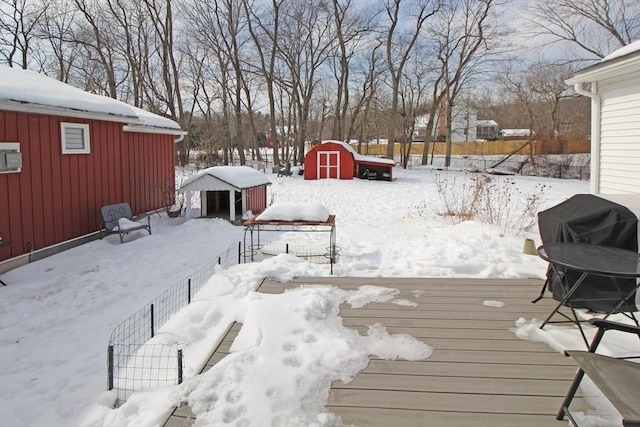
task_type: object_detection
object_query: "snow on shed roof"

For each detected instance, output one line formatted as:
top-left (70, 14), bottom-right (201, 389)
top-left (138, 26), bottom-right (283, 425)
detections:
top-left (0, 65), bottom-right (183, 134)
top-left (179, 166), bottom-right (271, 192)
top-left (322, 140), bottom-right (395, 166)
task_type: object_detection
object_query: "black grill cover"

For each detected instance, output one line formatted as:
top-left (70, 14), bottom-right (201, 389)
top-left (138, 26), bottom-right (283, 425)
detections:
top-left (538, 194), bottom-right (638, 312)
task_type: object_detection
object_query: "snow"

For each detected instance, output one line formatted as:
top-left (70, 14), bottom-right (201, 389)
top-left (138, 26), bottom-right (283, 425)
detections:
top-left (126, 105), bottom-right (185, 132)
top-left (323, 140), bottom-right (396, 166)
top-left (0, 166), bottom-right (637, 427)
top-left (256, 203), bottom-right (330, 222)
top-left (601, 40), bottom-right (640, 62)
top-left (179, 166), bottom-right (272, 191)
top-left (0, 65), bottom-right (182, 132)
top-left (117, 217), bottom-right (148, 231)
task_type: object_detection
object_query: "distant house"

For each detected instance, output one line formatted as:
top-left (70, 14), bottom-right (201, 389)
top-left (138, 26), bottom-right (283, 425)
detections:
top-left (304, 140), bottom-right (395, 181)
top-left (476, 120), bottom-right (499, 140)
top-left (178, 166), bottom-right (271, 221)
top-left (416, 103), bottom-right (478, 143)
top-left (566, 41), bottom-right (640, 217)
top-left (498, 129), bottom-right (532, 139)
top-left (0, 66), bottom-right (186, 265)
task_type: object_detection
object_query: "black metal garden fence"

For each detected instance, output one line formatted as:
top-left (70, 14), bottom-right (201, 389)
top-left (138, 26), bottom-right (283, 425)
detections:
top-left (107, 233), bottom-right (340, 404)
top-left (107, 241), bottom-right (242, 404)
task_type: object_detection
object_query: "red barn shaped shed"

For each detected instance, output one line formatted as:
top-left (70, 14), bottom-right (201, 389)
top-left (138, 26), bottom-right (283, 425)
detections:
top-left (0, 66), bottom-right (185, 265)
top-left (304, 140), bottom-right (395, 180)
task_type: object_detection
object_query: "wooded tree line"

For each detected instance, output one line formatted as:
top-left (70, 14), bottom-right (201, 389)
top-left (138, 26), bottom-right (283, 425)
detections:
top-left (1, 0), bottom-right (638, 168)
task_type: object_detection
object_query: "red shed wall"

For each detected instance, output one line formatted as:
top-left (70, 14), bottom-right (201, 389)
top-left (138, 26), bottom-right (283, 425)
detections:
top-left (0, 110), bottom-right (175, 261)
top-left (245, 185), bottom-right (268, 213)
top-left (303, 142), bottom-right (355, 180)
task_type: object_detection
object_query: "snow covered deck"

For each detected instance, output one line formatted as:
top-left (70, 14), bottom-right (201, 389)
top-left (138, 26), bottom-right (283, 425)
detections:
top-left (164, 277), bottom-right (585, 427)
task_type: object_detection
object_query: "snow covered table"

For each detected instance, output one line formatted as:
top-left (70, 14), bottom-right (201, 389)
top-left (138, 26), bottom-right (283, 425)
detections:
top-left (242, 203), bottom-right (338, 273)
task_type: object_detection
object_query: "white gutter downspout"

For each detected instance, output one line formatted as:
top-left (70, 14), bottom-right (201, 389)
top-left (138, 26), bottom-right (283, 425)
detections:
top-left (573, 81), bottom-right (600, 194)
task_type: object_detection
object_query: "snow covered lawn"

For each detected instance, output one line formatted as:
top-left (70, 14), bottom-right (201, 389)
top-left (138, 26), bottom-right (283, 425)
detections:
top-left (0, 166), bottom-right (637, 427)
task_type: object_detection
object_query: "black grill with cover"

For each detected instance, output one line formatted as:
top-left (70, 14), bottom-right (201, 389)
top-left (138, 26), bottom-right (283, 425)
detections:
top-left (537, 194), bottom-right (638, 313)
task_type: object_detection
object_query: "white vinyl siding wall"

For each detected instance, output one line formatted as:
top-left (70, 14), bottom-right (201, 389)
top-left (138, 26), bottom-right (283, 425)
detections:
top-left (598, 74), bottom-right (640, 194)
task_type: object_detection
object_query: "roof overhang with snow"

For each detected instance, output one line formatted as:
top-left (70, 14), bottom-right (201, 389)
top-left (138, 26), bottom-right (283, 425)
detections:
top-left (179, 166), bottom-right (272, 193)
top-left (0, 65), bottom-right (185, 136)
top-left (566, 41), bottom-right (640, 84)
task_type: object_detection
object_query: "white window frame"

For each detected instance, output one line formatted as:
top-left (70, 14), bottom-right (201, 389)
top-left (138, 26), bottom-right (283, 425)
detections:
top-left (61, 122), bottom-right (91, 154)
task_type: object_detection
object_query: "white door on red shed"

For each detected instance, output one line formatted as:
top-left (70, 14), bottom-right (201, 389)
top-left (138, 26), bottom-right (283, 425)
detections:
top-left (317, 151), bottom-right (340, 179)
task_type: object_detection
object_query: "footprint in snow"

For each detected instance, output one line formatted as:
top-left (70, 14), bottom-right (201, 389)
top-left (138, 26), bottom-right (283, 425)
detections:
top-left (282, 342), bottom-right (297, 352)
top-left (303, 334), bottom-right (317, 343)
top-left (225, 389), bottom-right (243, 404)
top-left (282, 357), bottom-right (302, 367)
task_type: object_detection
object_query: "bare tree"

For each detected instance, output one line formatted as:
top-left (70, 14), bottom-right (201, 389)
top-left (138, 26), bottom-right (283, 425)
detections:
top-left (36, 0), bottom-right (81, 82)
top-left (527, 61), bottom-right (576, 140)
top-left (350, 40), bottom-right (385, 149)
top-left (0, 0), bottom-right (46, 68)
top-left (427, 0), bottom-right (501, 167)
top-left (278, 0), bottom-right (334, 165)
top-left (72, 0), bottom-right (122, 98)
top-left (383, 0), bottom-right (440, 159)
top-left (527, 0), bottom-right (640, 59)
top-left (493, 60), bottom-right (575, 168)
top-left (103, 0), bottom-right (151, 106)
top-left (494, 65), bottom-right (538, 166)
top-left (328, 0), bottom-right (372, 142)
top-left (243, 0), bottom-right (284, 165)
top-left (397, 47), bottom-right (432, 168)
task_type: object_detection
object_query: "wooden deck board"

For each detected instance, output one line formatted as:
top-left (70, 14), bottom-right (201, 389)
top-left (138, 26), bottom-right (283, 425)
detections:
top-left (332, 372), bottom-right (571, 396)
top-left (328, 388), bottom-right (564, 414)
top-left (326, 407), bottom-right (563, 427)
top-left (163, 277), bottom-right (586, 426)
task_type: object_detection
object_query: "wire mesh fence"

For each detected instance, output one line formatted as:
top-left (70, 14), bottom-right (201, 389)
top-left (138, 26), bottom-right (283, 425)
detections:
top-left (107, 233), bottom-right (336, 404)
top-left (244, 234), bottom-right (341, 266)
top-left (107, 241), bottom-right (241, 404)
top-left (108, 343), bottom-right (183, 399)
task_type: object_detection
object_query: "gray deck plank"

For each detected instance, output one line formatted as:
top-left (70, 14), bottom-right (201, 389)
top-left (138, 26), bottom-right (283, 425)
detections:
top-left (332, 372), bottom-right (571, 396)
top-left (327, 388), bottom-right (567, 415)
top-left (327, 407), bottom-right (567, 427)
top-left (163, 277), bottom-right (587, 426)
top-left (363, 359), bottom-right (577, 380)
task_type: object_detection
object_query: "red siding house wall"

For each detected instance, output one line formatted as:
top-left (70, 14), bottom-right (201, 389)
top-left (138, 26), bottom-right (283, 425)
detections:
top-left (0, 66), bottom-right (184, 263)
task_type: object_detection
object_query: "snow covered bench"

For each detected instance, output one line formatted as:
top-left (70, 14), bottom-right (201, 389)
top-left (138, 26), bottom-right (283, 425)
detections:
top-left (100, 203), bottom-right (151, 243)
